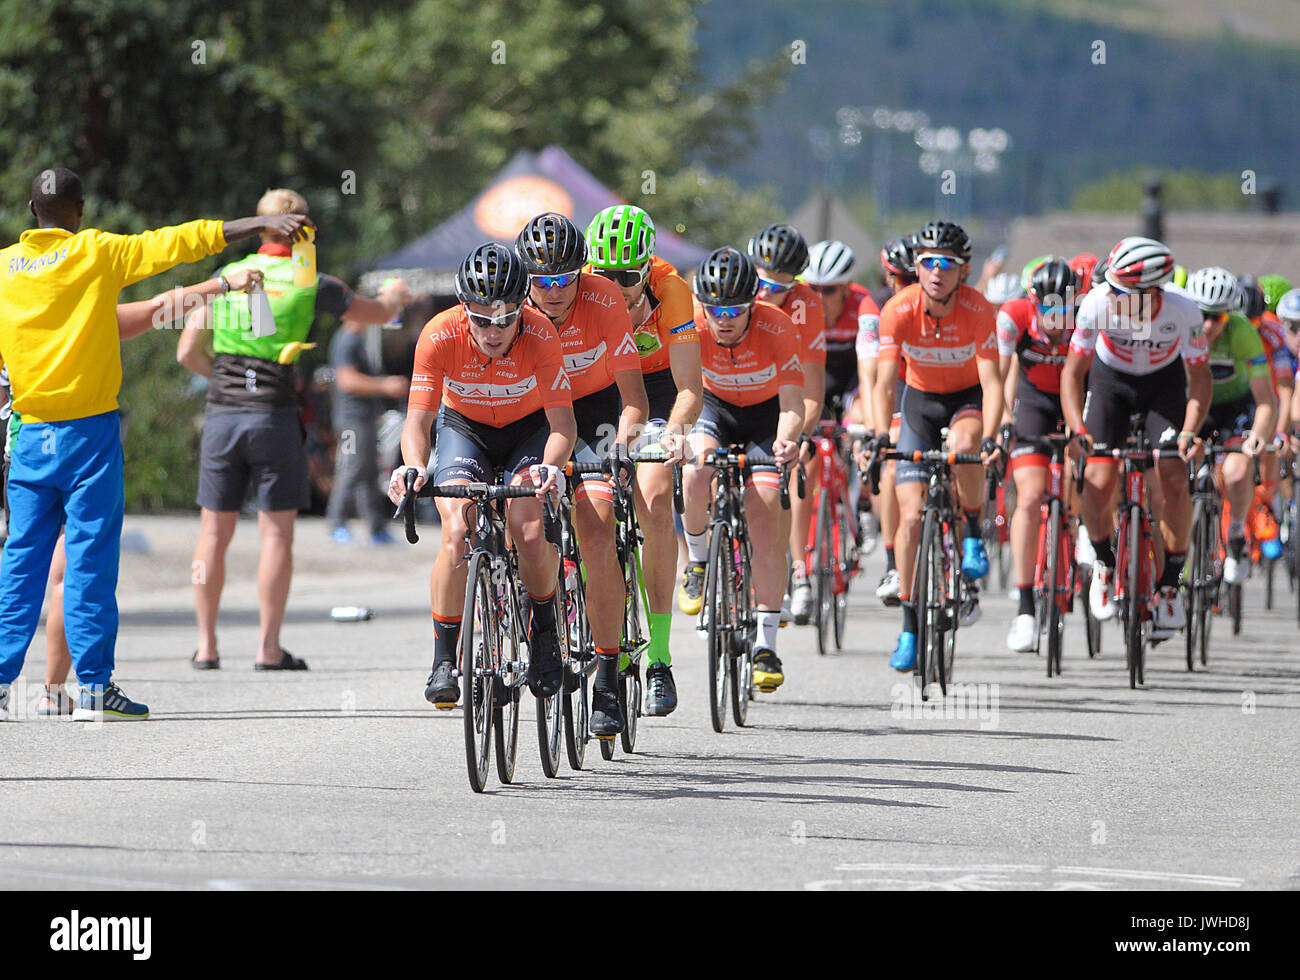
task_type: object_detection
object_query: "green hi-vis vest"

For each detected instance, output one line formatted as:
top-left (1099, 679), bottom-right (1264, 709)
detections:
top-left (210, 252), bottom-right (317, 361)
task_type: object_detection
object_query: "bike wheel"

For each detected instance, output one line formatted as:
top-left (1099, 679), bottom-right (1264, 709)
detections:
top-left (1124, 507), bottom-right (1143, 690)
top-left (1045, 499), bottom-right (1063, 678)
top-left (938, 515), bottom-right (960, 694)
top-left (833, 492), bottom-right (854, 650)
top-left (460, 552), bottom-right (496, 793)
top-left (1229, 583), bottom-right (1242, 636)
top-left (561, 570), bottom-right (590, 772)
top-left (493, 581), bottom-right (523, 784)
top-left (535, 587), bottom-right (564, 779)
top-left (815, 493), bottom-right (834, 656)
top-left (1265, 557), bottom-right (1275, 610)
top-left (912, 510), bottom-right (935, 700)
top-left (705, 526), bottom-right (732, 732)
top-left (617, 659), bottom-right (639, 755)
top-left (731, 633), bottom-right (752, 727)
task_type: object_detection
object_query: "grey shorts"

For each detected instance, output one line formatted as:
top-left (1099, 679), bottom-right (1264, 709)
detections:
top-left (198, 407), bottom-right (310, 512)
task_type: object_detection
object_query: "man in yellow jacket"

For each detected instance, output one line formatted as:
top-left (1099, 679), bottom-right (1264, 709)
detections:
top-left (0, 167), bottom-right (312, 721)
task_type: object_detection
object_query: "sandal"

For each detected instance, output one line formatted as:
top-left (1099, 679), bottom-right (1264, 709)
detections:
top-left (254, 649), bottom-right (309, 671)
top-left (192, 650), bottom-right (221, 671)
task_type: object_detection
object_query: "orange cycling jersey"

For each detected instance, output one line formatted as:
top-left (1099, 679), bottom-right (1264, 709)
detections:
top-left (543, 272), bottom-right (641, 400)
top-left (694, 299), bottom-right (803, 406)
top-left (878, 282), bottom-right (998, 394)
top-left (767, 280), bottom-right (826, 368)
top-left (1255, 313), bottom-right (1296, 391)
top-left (410, 306), bottom-right (572, 426)
top-left (621, 256), bottom-right (697, 374)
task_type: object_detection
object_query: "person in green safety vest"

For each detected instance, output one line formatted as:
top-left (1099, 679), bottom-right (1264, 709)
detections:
top-left (177, 188), bottom-right (409, 671)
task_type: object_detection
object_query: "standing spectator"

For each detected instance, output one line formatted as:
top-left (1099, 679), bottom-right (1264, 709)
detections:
top-left (326, 317), bottom-right (409, 544)
top-left (0, 167), bottom-right (307, 721)
top-left (177, 188), bottom-right (409, 671)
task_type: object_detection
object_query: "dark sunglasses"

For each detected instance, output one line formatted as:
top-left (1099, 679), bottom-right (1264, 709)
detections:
top-left (705, 302), bottom-right (751, 319)
top-left (530, 271), bottom-right (580, 290)
top-left (593, 264), bottom-right (648, 288)
top-left (757, 276), bottom-right (793, 294)
top-left (809, 283), bottom-right (844, 294)
top-left (465, 307), bottom-right (521, 330)
top-left (1201, 310), bottom-right (1230, 325)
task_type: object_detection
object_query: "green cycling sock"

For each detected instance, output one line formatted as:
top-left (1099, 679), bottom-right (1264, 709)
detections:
top-left (647, 612), bottom-right (672, 666)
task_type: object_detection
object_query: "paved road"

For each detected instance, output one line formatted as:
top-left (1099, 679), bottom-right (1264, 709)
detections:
top-left (3, 515), bottom-right (1297, 890)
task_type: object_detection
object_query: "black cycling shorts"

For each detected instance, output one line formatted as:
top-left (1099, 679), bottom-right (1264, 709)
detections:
top-left (692, 391), bottom-right (779, 480)
top-left (1199, 394), bottom-right (1255, 443)
top-left (896, 383), bottom-right (983, 485)
top-left (1082, 358), bottom-right (1186, 455)
top-left (1010, 381), bottom-right (1065, 470)
top-left (432, 406), bottom-right (549, 485)
top-left (823, 351), bottom-right (859, 419)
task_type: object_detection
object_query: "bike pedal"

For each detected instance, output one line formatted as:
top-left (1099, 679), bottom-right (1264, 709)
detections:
top-left (433, 701), bottom-right (457, 711)
top-left (594, 733), bottom-right (617, 742)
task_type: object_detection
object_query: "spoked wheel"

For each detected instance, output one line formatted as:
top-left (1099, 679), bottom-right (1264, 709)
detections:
top-left (833, 496), bottom-right (854, 650)
top-left (705, 525), bottom-right (733, 732)
top-left (1080, 564), bottom-right (1102, 658)
top-left (920, 511), bottom-right (948, 699)
top-left (1044, 500), bottom-right (1064, 678)
top-left (912, 510), bottom-right (934, 700)
top-left (1265, 557), bottom-right (1275, 611)
top-left (730, 634), bottom-right (753, 727)
top-left (815, 494), bottom-right (834, 656)
top-left (937, 516), bottom-right (960, 696)
top-left (493, 581), bottom-right (523, 784)
top-left (1228, 583), bottom-right (1242, 636)
top-left (1186, 502), bottom-right (1207, 672)
top-left (1123, 508), bottom-right (1144, 689)
top-left (460, 552), bottom-right (497, 793)
top-left (561, 569), bottom-right (591, 772)
top-left (535, 588), bottom-right (565, 779)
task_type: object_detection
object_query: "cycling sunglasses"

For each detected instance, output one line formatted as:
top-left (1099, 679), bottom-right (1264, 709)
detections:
top-left (1201, 310), bottom-right (1230, 325)
top-left (705, 302), bottom-right (752, 319)
top-left (757, 275), bottom-right (794, 294)
top-left (593, 264), bottom-right (649, 288)
top-left (809, 283), bottom-right (845, 294)
top-left (1036, 303), bottom-right (1075, 316)
top-left (916, 253), bottom-right (967, 271)
top-left (465, 307), bottom-right (521, 330)
top-left (530, 271), bottom-right (580, 290)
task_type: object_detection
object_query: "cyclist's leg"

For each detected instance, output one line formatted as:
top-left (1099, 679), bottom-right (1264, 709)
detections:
top-left (634, 370), bottom-right (683, 664)
top-left (947, 391), bottom-right (987, 578)
top-left (892, 386), bottom-right (937, 667)
top-left (1146, 365), bottom-right (1193, 592)
top-left (679, 397), bottom-right (726, 613)
top-left (1009, 453), bottom-right (1048, 640)
top-left (745, 455), bottom-right (790, 689)
top-left (569, 436), bottom-right (624, 696)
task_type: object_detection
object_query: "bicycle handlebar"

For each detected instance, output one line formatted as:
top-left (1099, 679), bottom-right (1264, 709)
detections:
top-left (666, 449), bottom-right (802, 512)
top-left (393, 466), bottom-right (549, 545)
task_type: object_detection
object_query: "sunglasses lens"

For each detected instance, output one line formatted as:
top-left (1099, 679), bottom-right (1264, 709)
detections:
top-left (758, 277), bottom-right (790, 293)
top-left (532, 272), bottom-right (578, 289)
top-left (707, 304), bottom-right (747, 319)
top-left (597, 266), bottom-right (646, 287)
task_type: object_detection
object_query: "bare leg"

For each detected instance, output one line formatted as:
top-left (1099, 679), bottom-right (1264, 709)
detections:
top-left (192, 508), bottom-right (237, 663)
top-left (255, 509), bottom-right (296, 664)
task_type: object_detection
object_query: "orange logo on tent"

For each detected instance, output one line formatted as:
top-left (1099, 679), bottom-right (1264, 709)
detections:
top-left (475, 176), bottom-right (575, 240)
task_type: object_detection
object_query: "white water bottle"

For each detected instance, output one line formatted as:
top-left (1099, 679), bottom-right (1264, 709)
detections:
top-left (331, 606), bottom-right (374, 622)
top-left (250, 285), bottom-right (276, 338)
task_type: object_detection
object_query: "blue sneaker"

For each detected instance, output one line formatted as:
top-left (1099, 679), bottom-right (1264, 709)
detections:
top-left (961, 536), bottom-right (989, 579)
top-left (331, 526), bottom-right (353, 545)
top-left (890, 632), bottom-right (917, 672)
top-left (72, 682), bottom-right (149, 721)
top-left (369, 529), bottom-right (396, 546)
top-left (1262, 537), bottom-right (1283, 561)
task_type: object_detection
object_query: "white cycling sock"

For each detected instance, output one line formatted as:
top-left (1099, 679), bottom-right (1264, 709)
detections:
top-left (686, 530), bottom-right (709, 564)
top-left (756, 610), bottom-right (781, 653)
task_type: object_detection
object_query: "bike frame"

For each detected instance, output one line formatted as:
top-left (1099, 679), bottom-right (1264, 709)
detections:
top-left (805, 420), bottom-right (859, 599)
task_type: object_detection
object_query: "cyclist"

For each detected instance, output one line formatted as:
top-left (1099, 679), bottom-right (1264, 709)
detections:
top-left (1185, 267), bottom-right (1277, 584)
top-left (802, 239), bottom-right (881, 551)
top-left (1069, 253), bottom-right (1099, 296)
top-left (679, 247), bottom-right (804, 691)
top-left (516, 212), bottom-right (648, 737)
top-left (873, 220), bottom-right (1005, 671)
top-left (998, 259), bottom-right (1080, 652)
top-left (1278, 289), bottom-right (1300, 435)
top-left (1060, 237), bottom-right (1212, 636)
top-left (584, 205), bottom-right (701, 717)
top-left (746, 223), bottom-right (826, 624)
top-left (860, 235), bottom-right (917, 606)
top-left (389, 243), bottom-right (577, 711)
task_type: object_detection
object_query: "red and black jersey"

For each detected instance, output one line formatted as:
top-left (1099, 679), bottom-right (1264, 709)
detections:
top-left (995, 297), bottom-right (1072, 395)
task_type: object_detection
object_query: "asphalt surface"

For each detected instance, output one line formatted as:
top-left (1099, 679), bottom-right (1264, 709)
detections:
top-left (2, 514), bottom-right (1298, 890)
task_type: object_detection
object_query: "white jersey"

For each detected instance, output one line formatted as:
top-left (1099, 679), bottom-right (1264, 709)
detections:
top-left (1068, 285), bottom-right (1208, 375)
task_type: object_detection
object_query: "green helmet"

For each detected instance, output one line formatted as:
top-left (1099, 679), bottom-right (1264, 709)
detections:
top-left (1258, 274), bottom-right (1293, 312)
top-left (585, 205), bottom-right (656, 269)
top-left (1171, 264), bottom-right (1188, 288)
top-left (1019, 254), bottom-right (1052, 291)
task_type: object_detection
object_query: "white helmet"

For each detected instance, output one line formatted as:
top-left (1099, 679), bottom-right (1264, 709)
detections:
top-left (1186, 266), bottom-right (1240, 314)
top-left (985, 272), bottom-right (1025, 306)
top-left (1275, 287), bottom-right (1300, 324)
top-left (804, 240), bottom-right (855, 286)
top-left (1105, 236), bottom-right (1175, 291)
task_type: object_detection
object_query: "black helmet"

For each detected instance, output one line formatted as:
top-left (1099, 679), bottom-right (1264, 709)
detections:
top-left (1029, 258), bottom-right (1078, 305)
top-left (455, 242), bottom-right (528, 308)
top-left (515, 212), bottom-right (586, 275)
top-left (1238, 275), bottom-right (1266, 319)
top-left (881, 235), bottom-right (917, 278)
top-left (1092, 257), bottom-right (1109, 287)
top-left (747, 223), bottom-right (810, 276)
top-left (914, 220), bottom-right (973, 262)
top-left (693, 247), bottom-right (760, 305)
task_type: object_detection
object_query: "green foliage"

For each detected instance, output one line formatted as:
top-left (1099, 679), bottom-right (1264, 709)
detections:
top-left (0, 0), bottom-right (780, 510)
top-left (1071, 170), bottom-right (1252, 212)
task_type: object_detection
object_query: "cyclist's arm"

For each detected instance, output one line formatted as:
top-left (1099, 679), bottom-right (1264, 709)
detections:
top-left (872, 356), bottom-right (899, 438)
top-left (1274, 374), bottom-right (1294, 439)
top-left (1182, 357), bottom-right (1212, 438)
top-left (856, 356), bottom-right (877, 425)
top-left (395, 407), bottom-right (438, 498)
top-left (1060, 349), bottom-right (1091, 435)
top-left (542, 404), bottom-right (577, 469)
top-left (999, 353), bottom-right (1018, 420)
top-left (1247, 373), bottom-right (1278, 447)
top-left (665, 339), bottom-right (704, 439)
top-left (800, 361), bottom-right (825, 437)
top-left (976, 355), bottom-right (1005, 441)
top-left (612, 368), bottom-right (648, 448)
top-left (177, 300), bottom-right (214, 378)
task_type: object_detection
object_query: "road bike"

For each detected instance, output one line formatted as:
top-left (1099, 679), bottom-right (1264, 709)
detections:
top-left (1031, 433), bottom-right (1087, 677)
top-left (805, 416), bottom-right (862, 656)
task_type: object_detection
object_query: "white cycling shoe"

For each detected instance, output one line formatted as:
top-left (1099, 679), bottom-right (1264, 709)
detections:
top-left (1076, 534), bottom-right (1097, 567)
top-left (1151, 586), bottom-right (1185, 635)
top-left (1089, 561), bottom-right (1117, 621)
top-left (1006, 614), bottom-right (1037, 652)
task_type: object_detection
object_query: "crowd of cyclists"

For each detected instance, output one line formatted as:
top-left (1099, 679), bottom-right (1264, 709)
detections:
top-left (384, 203), bottom-right (1300, 780)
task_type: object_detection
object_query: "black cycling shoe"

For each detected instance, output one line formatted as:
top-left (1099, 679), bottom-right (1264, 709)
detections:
top-left (589, 685), bottom-right (625, 737)
top-left (644, 662), bottom-right (678, 716)
top-left (527, 626), bottom-right (564, 698)
top-left (424, 661), bottom-right (459, 708)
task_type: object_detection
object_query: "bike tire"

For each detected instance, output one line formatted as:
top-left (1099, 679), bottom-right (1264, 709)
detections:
top-left (939, 515), bottom-right (960, 694)
top-left (493, 577), bottom-right (523, 784)
top-left (562, 567), bottom-right (590, 771)
top-left (1045, 498), bottom-right (1063, 678)
top-left (1124, 506), bottom-right (1143, 690)
top-left (1185, 500), bottom-right (1204, 673)
top-left (618, 661), bottom-right (639, 755)
top-left (1265, 556), bottom-right (1275, 610)
top-left (705, 525), bottom-right (732, 732)
top-left (1229, 583), bottom-right (1242, 636)
top-left (731, 536), bottom-right (754, 727)
top-left (815, 492), bottom-right (834, 656)
top-left (833, 499), bottom-right (852, 650)
top-left (620, 545), bottom-right (646, 755)
top-left (460, 552), bottom-right (496, 793)
top-left (535, 585), bottom-right (565, 779)
top-left (912, 510), bottom-right (935, 700)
